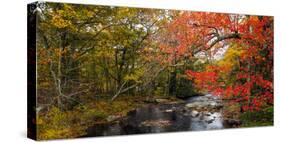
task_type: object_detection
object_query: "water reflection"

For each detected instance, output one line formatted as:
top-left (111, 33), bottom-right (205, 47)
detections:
top-left (84, 95), bottom-right (224, 137)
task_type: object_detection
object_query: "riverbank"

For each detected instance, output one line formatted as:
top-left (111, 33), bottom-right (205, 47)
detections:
top-left (37, 94), bottom-right (273, 140)
top-left (37, 95), bottom-right (184, 140)
top-left (84, 94), bottom-right (226, 137)
top-left (222, 101), bottom-right (273, 128)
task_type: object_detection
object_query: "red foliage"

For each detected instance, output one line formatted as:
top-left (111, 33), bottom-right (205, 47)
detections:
top-left (179, 14), bottom-right (273, 112)
top-left (157, 11), bottom-right (273, 112)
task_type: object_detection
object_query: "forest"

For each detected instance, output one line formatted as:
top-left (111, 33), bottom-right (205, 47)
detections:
top-left (32, 2), bottom-right (273, 140)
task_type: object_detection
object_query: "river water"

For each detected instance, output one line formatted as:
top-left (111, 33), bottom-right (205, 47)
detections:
top-left (83, 94), bottom-right (225, 137)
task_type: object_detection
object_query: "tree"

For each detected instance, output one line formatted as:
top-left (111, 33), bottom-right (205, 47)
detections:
top-left (36, 3), bottom-right (169, 108)
top-left (180, 14), bottom-right (273, 112)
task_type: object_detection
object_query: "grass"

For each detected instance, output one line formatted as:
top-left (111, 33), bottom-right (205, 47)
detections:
top-left (222, 101), bottom-right (273, 128)
top-left (240, 106), bottom-right (273, 127)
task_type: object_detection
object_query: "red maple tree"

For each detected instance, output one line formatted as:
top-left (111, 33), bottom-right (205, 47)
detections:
top-left (161, 12), bottom-right (273, 112)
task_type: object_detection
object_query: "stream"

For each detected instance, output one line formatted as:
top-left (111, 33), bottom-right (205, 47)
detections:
top-left (83, 94), bottom-right (225, 137)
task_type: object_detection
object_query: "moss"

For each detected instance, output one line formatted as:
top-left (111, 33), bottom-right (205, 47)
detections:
top-left (37, 107), bottom-right (88, 140)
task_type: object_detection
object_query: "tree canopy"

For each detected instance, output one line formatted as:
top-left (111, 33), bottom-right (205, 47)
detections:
top-left (33, 2), bottom-right (273, 139)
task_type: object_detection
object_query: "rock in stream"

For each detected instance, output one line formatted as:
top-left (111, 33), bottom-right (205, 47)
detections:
top-left (83, 94), bottom-right (225, 137)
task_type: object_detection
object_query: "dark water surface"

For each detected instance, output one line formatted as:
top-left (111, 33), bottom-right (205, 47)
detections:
top-left (83, 95), bottom-right (224, 137)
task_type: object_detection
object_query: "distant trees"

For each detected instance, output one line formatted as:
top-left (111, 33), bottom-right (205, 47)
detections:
top-left (36, 3), bottom-right (171, 109)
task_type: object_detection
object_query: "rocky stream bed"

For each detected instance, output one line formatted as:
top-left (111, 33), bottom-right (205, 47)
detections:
top-left (82, 94), bottom-right (239, 137)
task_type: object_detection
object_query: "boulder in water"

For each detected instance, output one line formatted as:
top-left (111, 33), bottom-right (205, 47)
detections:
top-left (140, 119), bottom-right (172, 127)
top-left (191, 110), bottom-right (199, 117)
top-left (224, 119), bottom-right (241, 126)
top-left (206, 119), bottom-right (215, 124)
top-left (106, 115), bottom-right (122, 122)
top-left (185, 103), bottom-right (196, 109)
top-left (164, 109), bottom-right (174, 113)
top-left (155, 98), bottom-right (169, 103)
top-left (205, 112), bottom-right (212, 116)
